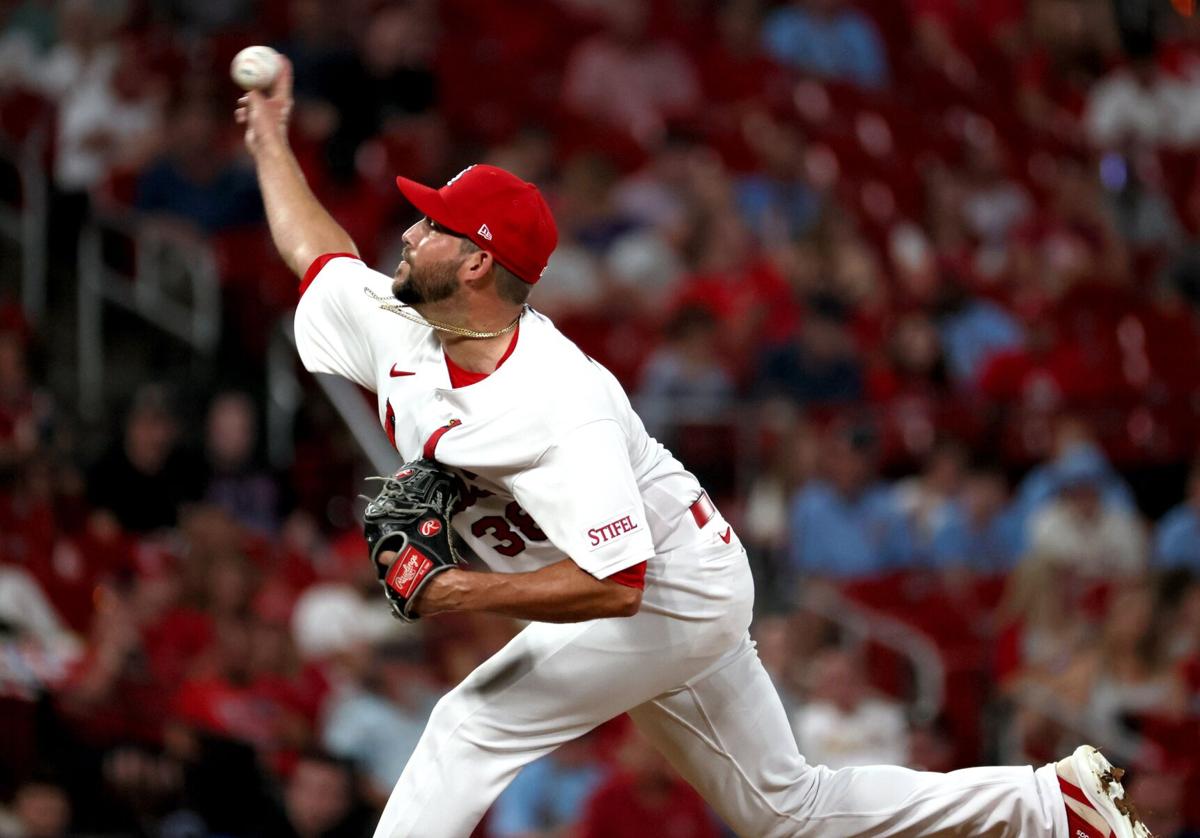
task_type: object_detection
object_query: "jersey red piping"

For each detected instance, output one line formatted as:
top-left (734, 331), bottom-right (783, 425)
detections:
top-left (300, 252), bottom-right (359, 298)
top-left (422, 419), bottom-right (461, 460)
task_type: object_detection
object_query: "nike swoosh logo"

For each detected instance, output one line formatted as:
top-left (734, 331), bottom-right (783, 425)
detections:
top-left (390, 365), bottom-right (415, 377)
top-left (719, 527), bottom-right (732, 544)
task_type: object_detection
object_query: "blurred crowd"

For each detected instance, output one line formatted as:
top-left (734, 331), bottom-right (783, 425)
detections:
top-left (4, 0), bottom-right (1200, 835)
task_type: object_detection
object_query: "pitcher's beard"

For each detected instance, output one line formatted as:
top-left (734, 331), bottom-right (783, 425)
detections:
top-left (392, 258), bottom-right (461, 305)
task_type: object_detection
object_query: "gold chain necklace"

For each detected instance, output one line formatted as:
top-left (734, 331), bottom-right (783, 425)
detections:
top-left (365, 288), bottom-right (523, 339)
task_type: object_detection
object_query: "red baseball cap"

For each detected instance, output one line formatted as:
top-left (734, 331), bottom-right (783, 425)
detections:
top-left (395, 164), bottom-right (558, 284)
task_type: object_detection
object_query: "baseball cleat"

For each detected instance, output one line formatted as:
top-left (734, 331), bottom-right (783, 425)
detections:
top-left (1056, 745), bottom-right (1152, 838)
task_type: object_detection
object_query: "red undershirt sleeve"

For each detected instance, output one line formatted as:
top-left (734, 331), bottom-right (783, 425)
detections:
top-left (605, 560), bottom-right (647, 590)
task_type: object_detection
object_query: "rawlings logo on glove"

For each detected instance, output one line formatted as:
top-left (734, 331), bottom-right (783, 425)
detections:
top-left (362, 459), bottom-right (464, 622)
top-left (386, 546), bottom-right (435, 599)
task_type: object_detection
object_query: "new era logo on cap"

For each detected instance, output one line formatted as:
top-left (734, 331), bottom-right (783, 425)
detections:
top-left (394, 164), bottom-right (558, 284)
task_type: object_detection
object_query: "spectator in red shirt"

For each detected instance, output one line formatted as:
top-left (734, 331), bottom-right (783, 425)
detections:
top-left (0, 329), bottom-right (45, 483)
top-left (977, 318), bottom-right (1119, 407)
top-left (562, 0), bottom-right (701, 148)
top-left (56, 572), bottom-right (182, 747)
top-left (579, 733), bottom-right (718, 838)
top-left (172, 608), bottom-right (323, 767)
top-left (671, 208), bottom-right (796, 365)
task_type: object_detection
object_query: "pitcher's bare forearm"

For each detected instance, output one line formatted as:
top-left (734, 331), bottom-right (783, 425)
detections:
top-left (235, 56), bottom-right (357, 277)
top-left (253, 136), bottom-right (357, 277)
top-left (410, 559), bottom-right (642, 623)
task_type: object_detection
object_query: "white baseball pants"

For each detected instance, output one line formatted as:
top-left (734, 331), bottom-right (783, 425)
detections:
top-left (373, 527), bottom-right (1069, 837)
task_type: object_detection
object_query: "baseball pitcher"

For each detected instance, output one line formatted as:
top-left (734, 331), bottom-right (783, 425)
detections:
top-left (237, 58), bottom-right (1148, 838)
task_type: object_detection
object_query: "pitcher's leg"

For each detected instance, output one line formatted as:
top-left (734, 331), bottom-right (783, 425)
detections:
top-left (372, 621), bottom-right (593, 838)
top-left (373, 609), bottom-right (736, 838)
top-left (630, 634), bottom-right (1066, 838)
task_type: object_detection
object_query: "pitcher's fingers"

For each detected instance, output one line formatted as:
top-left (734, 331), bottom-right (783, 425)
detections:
top-left (268, 55), bottom-right (293, 101)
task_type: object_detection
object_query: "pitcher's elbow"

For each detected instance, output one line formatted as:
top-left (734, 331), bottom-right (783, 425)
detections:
top-left (612, 586), bottom-right (642, 617)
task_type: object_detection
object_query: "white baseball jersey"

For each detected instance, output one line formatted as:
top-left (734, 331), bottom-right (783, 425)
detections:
top-left (294, 254), bottom-right (1072, 838)
top-left (294, 254), bottom-right (704, 589)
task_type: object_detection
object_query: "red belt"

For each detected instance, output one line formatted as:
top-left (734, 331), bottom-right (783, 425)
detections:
top-left (689, 491), bottom-right (716, 528)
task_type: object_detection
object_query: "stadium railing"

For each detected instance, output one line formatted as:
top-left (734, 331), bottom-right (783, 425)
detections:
top-left (76, 215), bottom-right (221, 420)
top-left (0, 129), bottom-right (47, 326)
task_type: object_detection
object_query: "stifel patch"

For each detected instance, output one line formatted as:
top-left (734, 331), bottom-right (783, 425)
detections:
top-left (587, 511), bottom-right (640, 550)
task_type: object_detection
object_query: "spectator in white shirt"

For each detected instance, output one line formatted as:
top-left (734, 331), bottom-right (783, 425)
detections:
top-left (1027, 455), bottom-right (1148, 577)
top-left (53, 36), bottom-right (165, 195)
top-left (791, 648), bottom-right (909, 769)
top-left (1084, 56), bottom-right (1185, 149)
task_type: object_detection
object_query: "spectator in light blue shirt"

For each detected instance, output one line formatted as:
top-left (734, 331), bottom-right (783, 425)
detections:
top-left (736, 172), bottom-right (822, 242)
top-left (322, 640), bottom-right (440, 801)
top-left (735, 117), bottom-right (822, 243)
top-left (1009, 436), bottom-right (1136, 553)
top-left (937, 295), bottom-right (1024, 387)
top-left (929, 468), bottom-right (1024, 572)
top-left (762, 0), bottom-right (889, 89)
top-left (1155, 462), bottom-right (1200, 571)
top-left (490, 735), bottom-right (607, 838)
top-left (788, 425), bottom-right (914, 579)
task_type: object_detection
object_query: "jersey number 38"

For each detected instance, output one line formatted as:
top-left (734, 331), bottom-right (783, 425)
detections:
top-left (470, 501), bottom-right (547, 557)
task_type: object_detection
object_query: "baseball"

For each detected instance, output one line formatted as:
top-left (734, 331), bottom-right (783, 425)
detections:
top-left (230, 45), bottom-right (281, 91)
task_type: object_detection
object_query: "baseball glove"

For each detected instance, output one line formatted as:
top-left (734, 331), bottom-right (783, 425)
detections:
top-left (362, 459), bottom-right (464, 622)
